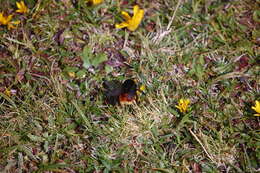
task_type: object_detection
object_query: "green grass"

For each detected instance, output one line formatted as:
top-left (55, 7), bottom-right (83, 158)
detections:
top-left (0, 0), bottom-right (259, 172)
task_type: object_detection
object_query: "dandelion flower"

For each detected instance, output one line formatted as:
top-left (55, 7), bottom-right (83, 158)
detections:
top-left (4, 88), bottom-right (11, 97)
top-left (16, 1), bottom-right (29, 14)
top-left (115, 5), bottom-right (144, 31)
top-left (87, 0), bottom-right (103, 5)
top-left (175, 98), bottom-right (190, 113)
top-left (0, 12), bottom-right (20, 30)
top-left (252, 100), bottom-right (260, 116)
top-left (0, 12), bottom-right (13, 25)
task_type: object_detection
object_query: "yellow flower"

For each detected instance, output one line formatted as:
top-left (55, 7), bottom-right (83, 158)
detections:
top-left (87, 0), bottom-right (103, 5)
top-left (252, 100), bottom-right (260, 116)
top-left (4, 88), bottom-right (11, 97)
top-left (115, 5), bottom-right (144, 31)
top-left (8, 20), bottom-right (21, 30)
top-left (68, 72), bottom-right (76, 78)
top-left (0, 12), bottom-right (20, 30)
top-left (137, 84), bottom-right (146, 96)
top-left (175, 99), bottom-right (190, 113)
top-left (139, 84), bottom-right (146, 92)
top-left (0, 12), bottom-right (13, 25)
top-left (16, 1), bottom-right (29, 14)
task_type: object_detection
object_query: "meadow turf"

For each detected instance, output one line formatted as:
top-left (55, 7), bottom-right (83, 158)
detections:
top-left (0, 0), bottom-right (259, 172)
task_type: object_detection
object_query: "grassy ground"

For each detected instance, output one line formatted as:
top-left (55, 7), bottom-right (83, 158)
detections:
top-left (0, 0), bottom-right (259, 172)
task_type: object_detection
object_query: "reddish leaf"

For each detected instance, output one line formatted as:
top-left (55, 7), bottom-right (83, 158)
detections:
top-left (236, 55), bottom-right (250, 71)
top-left (121, 0), bottom-right (129, 5)
top-left (145, 21), bottom-right (156, 32)
top-left (191, 162), bottom-right (202, 173)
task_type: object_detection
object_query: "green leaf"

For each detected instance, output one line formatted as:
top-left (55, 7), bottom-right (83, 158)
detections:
top-left (81, 46), bottom-right (92, 69)
top-left (39, 163), bottom-right (77, 171)
top-left (92, 53), bottom-right (108, 67)
top-left (76, 70), bottom-right (87, 78)
top-left (27, 134), bottom-right (44, 142)
top-left (252, 29), bottom-right (260, 40)
top-left (64, 66), bottom-right (79, 72)
top-left (236, 40), bottom-right (253, 55)
top-left (105, 65), bottom-right (113, 73)
top-left (81, 46), bottom-right (107, 69)
top-left (253, 10), bottom-right (260, 23)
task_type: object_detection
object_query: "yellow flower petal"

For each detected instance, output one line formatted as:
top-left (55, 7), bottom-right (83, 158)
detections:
top-left (68, 72), bottom-right (76, 78)
top-left (115, 5), bottom-right (144, 31)
top-left (136, 84), bottom-right (146, 96)
top-left (4, 88), bottom-right (11, 97)
top-left (16, 1), bottom-right (22, 9)
top-left (12, 20), bottom-right (21, 25)
top-left (16, 1), bottom-right (28, 14)
top-left (252, 100), bottom-right (260, 116)
top-left (115, 22), bottom-right (129, 29)
top-left (0, 13), bottom-right (5, 25)
top-left (0, 13), bottom-right (14, 27)
top-left (127, 9), bottom-right (144, 31)
top-left (7, 24), bottom-right (15, 30)
top-left (175, 98), bottom-right (190, 113)
top-left (139, 85), bottom-right (146, 92)
top-left (121, 11), bottom-right (131, 21)
top-left (6, 15), bottom-right (13, 23)
top-left (7, 20), bottom-right (20, 30)
top-left (87, 0), bottom-right (103, 5)
top-left (133, 5), bottom-right (140, 17)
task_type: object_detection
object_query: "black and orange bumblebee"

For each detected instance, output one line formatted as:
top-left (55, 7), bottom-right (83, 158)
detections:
top-left (103, 79), bottom-right (140, 105)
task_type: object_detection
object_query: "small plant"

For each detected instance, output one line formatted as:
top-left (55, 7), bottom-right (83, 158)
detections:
top-left (81, 45), bottom-right (108, 69)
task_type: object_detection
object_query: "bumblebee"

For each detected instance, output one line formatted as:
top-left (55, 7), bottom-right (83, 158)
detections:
top-left (103, 79), bottom-right (138, 105)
